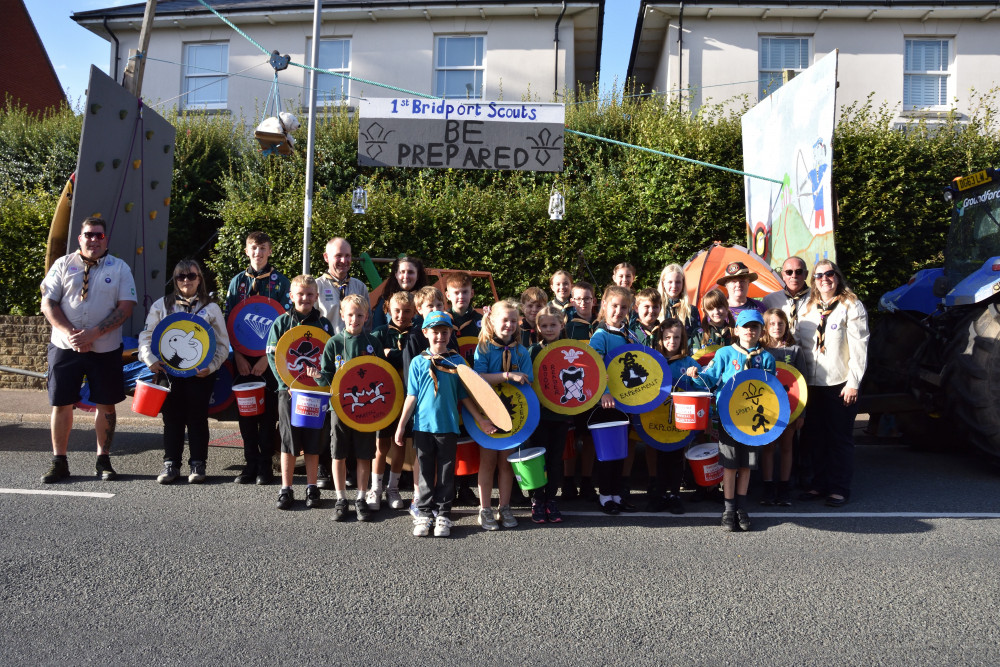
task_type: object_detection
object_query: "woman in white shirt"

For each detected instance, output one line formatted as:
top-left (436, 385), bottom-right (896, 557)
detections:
top-left (795, 260), bottom-right (869, 507)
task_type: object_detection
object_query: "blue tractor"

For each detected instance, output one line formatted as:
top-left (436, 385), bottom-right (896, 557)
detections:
top-left (866, 167), bottom-right (1000, 461)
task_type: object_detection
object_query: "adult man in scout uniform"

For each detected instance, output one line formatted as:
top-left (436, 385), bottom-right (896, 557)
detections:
top-left (316, 237), bottom-right (370, 334)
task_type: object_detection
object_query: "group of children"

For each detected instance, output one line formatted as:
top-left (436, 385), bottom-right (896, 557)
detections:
top-left (152, 231), bottom-right (805, 536)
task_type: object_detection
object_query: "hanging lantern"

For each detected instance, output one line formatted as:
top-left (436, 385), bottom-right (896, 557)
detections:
top-left (351, 185), bottom-right (368, 214)
top-left (548, 187), bottom-right (565, 221)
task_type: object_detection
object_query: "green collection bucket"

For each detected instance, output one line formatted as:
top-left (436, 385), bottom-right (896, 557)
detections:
top-left (508, 447), bottom-right (547, 492)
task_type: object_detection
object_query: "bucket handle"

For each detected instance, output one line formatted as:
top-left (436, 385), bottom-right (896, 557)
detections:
top-left (587, 406), bottom-right (627, 428)
top-left (670, 372), bottom-right (710, 394)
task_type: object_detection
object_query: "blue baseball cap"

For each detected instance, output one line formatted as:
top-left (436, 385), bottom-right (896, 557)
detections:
top-left (422, 310), bottom-right (453, 330)
top-left (736, 309), bottom-right (765, 328)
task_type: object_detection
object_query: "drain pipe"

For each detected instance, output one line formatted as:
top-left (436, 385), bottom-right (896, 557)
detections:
top-left (103, 15), bottom-right (121, 83)
top-left (554, 0), bottom-right (567, 99)
top-left (677, 1), bottom-right (684, 105)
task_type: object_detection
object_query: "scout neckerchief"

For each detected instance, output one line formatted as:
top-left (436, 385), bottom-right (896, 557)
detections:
top-left (552, 299), bottom-right (570, 312)
top-left (388, 323), bottom-right (410, 350)
top-left (784, 288), bottom-right (809, 329)
top-left (422, 351), bottom-right (458, 395)
top-left (453, 308), bottom-right (478, 336)
top-left (489, 335), bottom-right (517, 372)
top-left (173, 294), bottom-right (200, 314)
top-left (732, 343), bottom-right (764, 370)
top-left (815, 296), bottom-right (841, 354)
top-left (598, 321), bottom-right (638, 344)
top-left (78, 250), bottom-right (107, 301)
top-left (702, 322), bottom-right (730, 347)
top-left (320, 271), bottom-right (350, 300)
top-left (521, 318), bottom-right (538, 347)
top-left (244, 264), bottom-right (273, 297)
top-left (290, 307), bottom-right (321, 326)
top-left (664, 297), bottom-right (681, 320)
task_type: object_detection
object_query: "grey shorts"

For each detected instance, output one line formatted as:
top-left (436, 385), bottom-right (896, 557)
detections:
top-left (718, 429), bottom-right (758, 470)
top-left (277, 391), bottom-right (326, 456)
top-left (331, 413), bottom-right (376, 460)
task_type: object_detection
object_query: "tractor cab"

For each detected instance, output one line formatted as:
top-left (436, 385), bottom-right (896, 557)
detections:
top-left (940, 168), bottom-right (1000, 307)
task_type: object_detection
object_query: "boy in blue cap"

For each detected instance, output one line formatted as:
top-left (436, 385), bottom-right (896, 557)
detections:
top-left (395, 311), bottom-right (497, 537)
top-left (687, 309), bottom-right (775, 532)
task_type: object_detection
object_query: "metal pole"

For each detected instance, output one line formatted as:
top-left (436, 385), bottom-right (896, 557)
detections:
top-left (302, 0), bottom-right (322, 275)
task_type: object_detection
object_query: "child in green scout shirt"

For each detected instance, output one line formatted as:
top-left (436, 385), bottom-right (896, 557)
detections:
top-left (369, 290), bottom-right (415, 510)
top-left (565, 281), bottom-right (596, 341)
top-left (632, 288), bottom-right (662, 346)
top-left (445, 271), bottom-right (481, 343)
top-left (519, 286), bottom-right (548, 347)
top-left (564, 281), bottom-right (597, 501)
top-left (225, 231), bottom-right (291, 486)
top-left (315, 294), bottom-right (386, 522)
top-left (549, 270), bottom-right (574, 314)
top-left (266, 275), bottom-right (333, 511)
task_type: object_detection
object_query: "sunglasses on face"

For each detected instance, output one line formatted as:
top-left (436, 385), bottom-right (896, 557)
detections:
top-left (82, 231), bottom-right (106, 240)
top-left (814, 270), bottom-right (837, 280)
top-left (175, 272), bottom-right (199, 282)
top-left (784, 268), bottom-right (805, 276)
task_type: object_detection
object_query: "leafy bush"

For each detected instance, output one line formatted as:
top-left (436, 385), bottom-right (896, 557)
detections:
top-left (0, 187), bottom-right (58, 314)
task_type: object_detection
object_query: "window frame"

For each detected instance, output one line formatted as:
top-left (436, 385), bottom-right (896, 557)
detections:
top-left (181, 41), bottom-right (229, 111)
top-left (434, 34), bottom-right (486, 100)
top-left (757, 35), bottom-right (812, 100)
top-left (307, 37), bottom-right (352, 107)
top-left (903, 37), bottom-right (954, 111)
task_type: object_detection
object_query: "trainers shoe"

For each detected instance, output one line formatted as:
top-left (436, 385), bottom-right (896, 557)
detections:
top-left (721, 510), bottom-right (737, 532)
top-left (496, 505), bottom-right (518, 528)
top-left (365, 488), bottom-right (382, 512)
top-left (255, 470), bottom-right (274, 486)
top-left (477, 507), bottom-right (500, 531)
top-left (530, 501), bottom-right (546, 524)
top-left (234, 466), bottom-right (256, 484)
top-left (412, 516), bottom-right (433, 537)
top-left (305, 486), bottom-right (322, 509)
top-left (409, 501), bottom-right (420, 519)
top-left (96, 455), bottom-right (117, 481)
top-left (157, 462), bottom-right (180, 485)
top-left (545, 500), bottom-right (563, 523)
top-left (41, 458), bottom-right (70, 484)
top-left (665, 493), bottom-right (685, 515)
top-left (316, 464), bottom-right (333, 490)
top-left (356, 498), bottom-right (372, 522)
top-left (276, 488), bottom-right (294, 510)
top-left (387, 487), bottom-right (405, 510)
top-left (332, 498), bottom-right (349, 521)
top-left (737, 509), bottom-right (751, 532)
top-left (433, 515), bottom-right (453, 537)
top-left (188, 461), bottom-right (206, 484)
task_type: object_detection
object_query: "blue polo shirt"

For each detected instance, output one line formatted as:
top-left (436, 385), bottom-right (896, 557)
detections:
top-left (407, 351), bottom-right (468, 434)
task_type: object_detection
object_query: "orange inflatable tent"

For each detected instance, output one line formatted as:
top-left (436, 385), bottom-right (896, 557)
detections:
top-left (683, 242), bottom-right (784, 307)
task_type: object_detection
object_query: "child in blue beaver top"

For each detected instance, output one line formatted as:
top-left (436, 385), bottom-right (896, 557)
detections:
top-left (687, 309), bottom-right (775, 533)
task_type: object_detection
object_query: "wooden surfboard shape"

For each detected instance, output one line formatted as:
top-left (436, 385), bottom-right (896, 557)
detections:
top-left (454, 364), bottom-right (514, 432)
top-left (45, 174), bottom-right (74, 272)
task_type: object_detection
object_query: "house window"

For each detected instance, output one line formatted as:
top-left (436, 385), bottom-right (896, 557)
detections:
top-left (312, 38), bottom-right (351, 105)
top-left (182, 42), bottom-right (228, 109)
top-left (904, 39), bottom-right (951, 109)
top-left (758, 37), bottom-right (810, 99)
top-left (435, 35), bottom-right (485, 99)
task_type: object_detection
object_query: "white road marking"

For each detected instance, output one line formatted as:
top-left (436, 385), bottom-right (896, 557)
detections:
top-left (449, 509), bottom-right (1000, 519)
top-left (0, 488), bottom-right (114, 499)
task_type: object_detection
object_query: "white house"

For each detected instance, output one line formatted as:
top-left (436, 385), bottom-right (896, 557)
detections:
top-left (71, 0), bottom-right (605, 118)
top-left (627, 1), bottom-right (1000, 124)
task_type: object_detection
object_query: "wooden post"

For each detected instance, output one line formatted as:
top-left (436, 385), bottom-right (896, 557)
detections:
top-left (782, 68), bottom-right (797, 85)
top-left (122, 0), bottom-right (158, 97)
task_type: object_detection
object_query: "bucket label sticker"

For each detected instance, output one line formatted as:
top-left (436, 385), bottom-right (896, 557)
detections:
top-left (295, 395), bottom-right (322, 418)
top-left (331, 356), bottom-right (403, 432)
top-left (634, 401), bottom-right (697, 452)
top-left (275, 325), bottom-right (331, 391)
top-left (532, 340), bottom-right (607, 415)
top-left (462, 382), bottom-right (540, 450)
top-left (775, 361), bottom-right (808, 422)
top-left (603, 344), bottom-right (672, 414)
top-left (717, 369), bottom-right (790, 446)
top-left (151, 312), bottom-right (216, 378)
top-left (227, 296), bottom-right (284, 356)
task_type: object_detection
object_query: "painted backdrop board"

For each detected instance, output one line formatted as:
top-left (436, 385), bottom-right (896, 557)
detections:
top-left (742, 50), bottom-right (838, 273)
top-left (358, 99), bottom-right (563, 172)
top-left (70, 66), bottom-right (175, 338)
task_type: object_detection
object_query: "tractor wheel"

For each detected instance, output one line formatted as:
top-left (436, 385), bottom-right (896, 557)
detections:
top-left (945, 303), bottom-right (1000, 463)
top-left (865, 313), bottom-right (952, 449)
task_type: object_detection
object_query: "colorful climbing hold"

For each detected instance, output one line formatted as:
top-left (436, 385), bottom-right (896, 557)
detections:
top-left (95, 162), bottom-right (105, 172)
top-left (145, 130), bottom-right (154, 140)
top-left (124, 202), bottom-right (134, 213)
top-left (149, 210), bottom-right (157, 220)
top-left (90, 103), bottom-right (102, 115)
top-left (112, 159), bottom-right (121, 169)
top-left (119, 110), bottom-right (128, 120)
top-left (150, 181), bottom-right (159, 189)
top-left (132, 160), bottom-right (141, 169)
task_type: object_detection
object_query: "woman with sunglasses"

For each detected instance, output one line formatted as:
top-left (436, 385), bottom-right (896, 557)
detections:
top-left (762, 256), bottom-right (811, 335)
top-left (138, 260), bottom-right (230, 484)
top-left (795, 259), bottom-right (870, 508)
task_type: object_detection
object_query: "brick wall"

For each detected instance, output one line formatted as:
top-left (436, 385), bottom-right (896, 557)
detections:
top-left (0, 316), bottom-right (50, 390)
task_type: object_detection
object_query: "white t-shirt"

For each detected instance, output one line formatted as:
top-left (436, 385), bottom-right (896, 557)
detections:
top-left (40, 253), bottom-right (137, 353)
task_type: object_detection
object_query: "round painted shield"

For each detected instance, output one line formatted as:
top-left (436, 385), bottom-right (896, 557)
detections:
top-left (632, 400), bottom-right (698, 452)
top-left (775, 361), bottom-right (808, 422)
top-left (207, 359), bottom-right (235, 415)
top-left (693, 345), bottom-right (721, 367)
top-left (227, 296), bottom-right (284, 357)
top-left (151, 312), bottom-right (216, 377)
top-left (462, 382), bottom-right (540, 450)
top-left (717, 368), bottom-right (790, 446)
top-left (532, 340), bottom-right (607, 415)
top-left (457, 336), bottom-right (478, 364)
top-left (274, 325), bottom-right (331, 391)
top-left (603, 344), bottom-right (672, 414)
top-left (331, 356), bottom-right (404, 432)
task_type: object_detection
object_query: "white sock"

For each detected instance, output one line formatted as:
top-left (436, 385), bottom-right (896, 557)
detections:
top-left (334, 490), bottom-right (345, 499)
top-left (371, 471), bottom-right (381, 491)
top-left (599, 494), bottom-right (613, 505)
top-left (613, 495), bottom-right (622, 504)
top-left (388, 471), bottom-right (401, 490)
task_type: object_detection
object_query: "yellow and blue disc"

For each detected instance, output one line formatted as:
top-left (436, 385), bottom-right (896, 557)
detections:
top-left (462, 382), bottom-right (540, 450)
top-left (151, 312), bottom-right (216, 378)
top-left (603, 344), bottom-right (672, 414)
top-left (633, 400), bottom-right (698, 452)
top-left (717, 368), bottom-right (790, 446)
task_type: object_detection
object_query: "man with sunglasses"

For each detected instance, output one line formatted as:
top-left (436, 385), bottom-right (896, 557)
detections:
top-left (39, 216), bottom-right (137, 483)
top-left (763, 256), bottom-right (810, 334)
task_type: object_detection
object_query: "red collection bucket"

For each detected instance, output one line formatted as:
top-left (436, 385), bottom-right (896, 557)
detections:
top-left (686, 443), bottom-right (724, 486)
top-left (132, 380), bottom-right (169, 417)
top-left (672, 391), bottom-right (712, 430)
top-left (455, 438), bottom-right (480, 476)
top-left (232, 382), bottom-right (266, 417)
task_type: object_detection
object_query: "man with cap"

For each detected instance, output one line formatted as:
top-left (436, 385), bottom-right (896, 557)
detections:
top-left (39, 216), bottom-right (137, 483)
top-left (762, 256), bottom-right (810, 335)
top-left (717, 260), bottom-right (765, 321)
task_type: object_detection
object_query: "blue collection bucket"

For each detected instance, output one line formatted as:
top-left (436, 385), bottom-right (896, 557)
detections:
top-left (588, 409), bottom-right (629, 462)
top-left (290, 389), bottom-right (330, 429)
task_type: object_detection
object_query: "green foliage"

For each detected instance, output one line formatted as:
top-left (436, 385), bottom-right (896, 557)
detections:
top-left (0, 187), bottom-right (57, 315)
